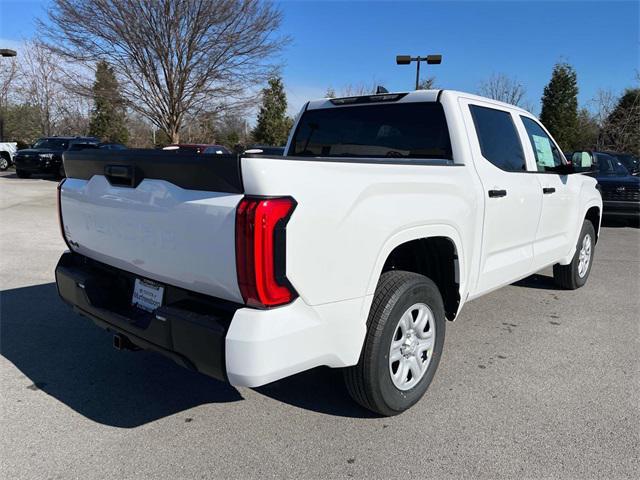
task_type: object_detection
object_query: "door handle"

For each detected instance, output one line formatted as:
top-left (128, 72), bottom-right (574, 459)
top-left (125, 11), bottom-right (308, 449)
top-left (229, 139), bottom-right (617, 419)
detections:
top-left (488, 189), bottom-right (507, 198)
top-left (543, 187), bottom-right (556, 194)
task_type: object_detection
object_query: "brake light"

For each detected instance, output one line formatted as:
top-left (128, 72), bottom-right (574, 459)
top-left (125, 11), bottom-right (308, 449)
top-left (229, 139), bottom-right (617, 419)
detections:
top-left (236, 196), bottom-right (297, 308)
top-left (57, 179), bottom-right (73, 250)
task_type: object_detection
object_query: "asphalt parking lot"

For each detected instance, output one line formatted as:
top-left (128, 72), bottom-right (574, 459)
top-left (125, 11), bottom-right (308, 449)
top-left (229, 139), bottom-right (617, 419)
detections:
top-left (1, 170), bottom-right (638, 480)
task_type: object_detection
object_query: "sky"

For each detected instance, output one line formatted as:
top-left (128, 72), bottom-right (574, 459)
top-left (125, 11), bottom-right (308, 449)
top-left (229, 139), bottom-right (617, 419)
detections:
top-left (1, 0), bottom-right (638, 117)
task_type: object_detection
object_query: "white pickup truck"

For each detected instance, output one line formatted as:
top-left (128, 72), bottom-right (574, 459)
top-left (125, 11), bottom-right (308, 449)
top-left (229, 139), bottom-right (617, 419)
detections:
top-left (55, 90), bottom-right (602, 415)
top-left (0, 142), bottom-right (17, 170)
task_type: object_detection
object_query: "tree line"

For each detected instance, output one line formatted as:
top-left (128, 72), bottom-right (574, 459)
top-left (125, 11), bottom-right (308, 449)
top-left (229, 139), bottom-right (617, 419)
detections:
top-left (0, 0), bottom-right (638, 155)
top-left (0, 0), bottom-right (293, 149)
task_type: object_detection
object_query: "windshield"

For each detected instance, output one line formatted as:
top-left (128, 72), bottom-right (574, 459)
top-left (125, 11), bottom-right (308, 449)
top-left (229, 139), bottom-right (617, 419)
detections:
top-left (32, 138), bottom-right (69, 150)
top-left (615, 154), bottom-right (639, 174)
top-left (289, 102), bottom-right (452, 160)
top-left (596, 153), bottom-right (629, 175)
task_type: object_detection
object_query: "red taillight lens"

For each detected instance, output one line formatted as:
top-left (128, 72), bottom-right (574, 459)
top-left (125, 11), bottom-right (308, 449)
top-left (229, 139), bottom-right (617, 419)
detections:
top-left (236, 196), bottom-right (297, 308)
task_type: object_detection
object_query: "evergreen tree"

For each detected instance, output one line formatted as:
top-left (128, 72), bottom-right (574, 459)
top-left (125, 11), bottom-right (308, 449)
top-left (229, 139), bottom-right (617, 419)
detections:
top-left (252, 76), bottom-right (292, 146)
top-left (89, 61), bottom-right (129, 143)
top-left (540, 63), bottom-right (579, 150)
top-left (602, 88), bottom-right (640, 154)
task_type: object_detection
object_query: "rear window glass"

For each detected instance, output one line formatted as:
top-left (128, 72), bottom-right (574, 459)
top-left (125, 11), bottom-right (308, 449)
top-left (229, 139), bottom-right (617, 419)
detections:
top-left (470, 105), bottom-right (526, 172)
top-left (289, 103), bottom-right (452, 160)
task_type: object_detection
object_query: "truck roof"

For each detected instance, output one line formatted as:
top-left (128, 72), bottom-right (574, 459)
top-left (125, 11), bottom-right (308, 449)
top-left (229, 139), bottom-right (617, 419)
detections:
top-left (306, 89), bottom-right (531, 115)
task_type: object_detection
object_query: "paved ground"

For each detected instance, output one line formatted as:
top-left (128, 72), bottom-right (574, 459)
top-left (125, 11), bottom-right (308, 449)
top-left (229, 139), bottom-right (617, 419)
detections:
top-left (1, 170), bottom-right (638, 479)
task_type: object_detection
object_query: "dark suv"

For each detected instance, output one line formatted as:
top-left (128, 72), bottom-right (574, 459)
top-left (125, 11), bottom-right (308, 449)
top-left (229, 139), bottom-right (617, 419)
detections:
top-left (571, 150), bottom-right (639, 221)
top-left (13, 136), bottom-right (100, 178)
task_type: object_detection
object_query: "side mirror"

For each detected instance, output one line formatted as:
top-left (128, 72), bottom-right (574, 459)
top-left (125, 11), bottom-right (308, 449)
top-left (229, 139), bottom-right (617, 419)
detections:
top-left (570, 151), bottom-right (597, 173)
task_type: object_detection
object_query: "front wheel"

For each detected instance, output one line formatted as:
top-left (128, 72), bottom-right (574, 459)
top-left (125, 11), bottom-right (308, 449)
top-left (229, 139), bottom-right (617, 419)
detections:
top-left (16, 169), bottom-right (31, 179)
top-left (0, 155), bottom-right (9, 171)
top-left (553, 219), bottom-right (596, 289)
top-left (344, 271), bottom-right (446, 416)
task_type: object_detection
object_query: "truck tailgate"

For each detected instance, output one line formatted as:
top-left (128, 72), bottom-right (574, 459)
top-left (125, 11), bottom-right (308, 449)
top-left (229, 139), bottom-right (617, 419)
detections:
top-left (59, 150), bottom-right (244, 303)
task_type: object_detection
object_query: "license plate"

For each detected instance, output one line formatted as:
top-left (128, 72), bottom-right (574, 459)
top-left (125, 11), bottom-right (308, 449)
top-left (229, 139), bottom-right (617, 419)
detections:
top-left (132, 278), bottom-right (164, 312)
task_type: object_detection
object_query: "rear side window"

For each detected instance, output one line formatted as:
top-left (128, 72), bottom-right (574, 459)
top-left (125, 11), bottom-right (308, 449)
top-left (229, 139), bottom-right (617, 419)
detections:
top-left (470, 105), bottom-right (526, 172)
top-left (289, 103), bottom-right (452, 160)
top-left (520, 116), bottom-right (564, 172)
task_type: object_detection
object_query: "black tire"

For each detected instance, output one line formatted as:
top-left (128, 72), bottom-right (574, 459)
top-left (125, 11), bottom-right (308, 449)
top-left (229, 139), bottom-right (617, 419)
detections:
top-left (16, 169), bottom-right (31, 179)
top-left (0, 155), bottom-right (9, 171)
top-left (57, 164), bottom-right (66, 179)
top-left (344, 270), bottom-right (446, 416)
top-left (553, 219), bottom-right (596, 290)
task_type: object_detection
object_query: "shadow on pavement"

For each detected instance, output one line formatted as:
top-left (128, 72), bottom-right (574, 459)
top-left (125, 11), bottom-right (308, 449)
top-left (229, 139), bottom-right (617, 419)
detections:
top-left (513, 273), bottom-right (557, 290)
top-left (255, 366), bottom-right (377, 419)
top-left (0, 172), bottom-right (59, 181)
top-left (1, 282), bottom-right (375, 425)
top-left (0, 282), bottom-right (242, 428)
top-left (601, 217), bottom-right (639, 228)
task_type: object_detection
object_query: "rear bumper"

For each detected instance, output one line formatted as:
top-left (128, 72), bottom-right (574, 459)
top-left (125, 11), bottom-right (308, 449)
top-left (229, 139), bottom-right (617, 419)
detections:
top-left (603, 200), bottom-right (640, 218)
top-left (55, 252), bottom-right (232, 381)
top-left (55, 252), bottom-right (367, 387)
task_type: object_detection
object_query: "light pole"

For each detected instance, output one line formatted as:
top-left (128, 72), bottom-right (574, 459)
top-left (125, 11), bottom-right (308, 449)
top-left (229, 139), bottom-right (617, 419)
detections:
top-left (396, 54), bottom-right (442, 90)
top-left (0, 49), bottom-right (18, 142)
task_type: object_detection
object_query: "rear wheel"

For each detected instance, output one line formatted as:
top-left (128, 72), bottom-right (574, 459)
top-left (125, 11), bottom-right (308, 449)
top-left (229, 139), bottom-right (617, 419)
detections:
top-left (0, 155), bottom-right (9, 171)
top-left (344, 270), bottom-right (446, 416)
top-left (16, 169), bottom-right (31, 179)
top-left (553, 220), bottom-right (596, 289)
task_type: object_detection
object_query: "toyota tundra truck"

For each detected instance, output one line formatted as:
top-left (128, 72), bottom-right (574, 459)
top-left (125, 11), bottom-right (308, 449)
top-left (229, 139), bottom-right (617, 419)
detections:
top-left (55, 90), bottom-right (602, 415)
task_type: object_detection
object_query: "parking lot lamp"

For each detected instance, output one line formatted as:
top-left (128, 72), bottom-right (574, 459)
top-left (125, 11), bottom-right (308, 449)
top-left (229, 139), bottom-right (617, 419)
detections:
top-left (396, 54), bottom-right (442, 90)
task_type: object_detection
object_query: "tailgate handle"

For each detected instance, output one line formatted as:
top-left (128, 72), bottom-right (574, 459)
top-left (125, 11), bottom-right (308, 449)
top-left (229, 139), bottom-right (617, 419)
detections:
top-left (104, 165), bottom-right (137, 187)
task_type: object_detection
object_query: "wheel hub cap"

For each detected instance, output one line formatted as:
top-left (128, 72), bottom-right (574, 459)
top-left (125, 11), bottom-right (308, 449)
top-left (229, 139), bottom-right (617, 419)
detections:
top-left (578, 233), bottom-right (592, 278)
top-left (389, 303), bottom-right (436, 391)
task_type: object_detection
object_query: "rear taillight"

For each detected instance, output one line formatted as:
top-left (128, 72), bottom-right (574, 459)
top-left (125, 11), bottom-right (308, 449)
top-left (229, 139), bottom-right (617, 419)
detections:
top-left (57, 179), bottom-right (72, 250)
top-left (236, 196), bottom-right (297, 308)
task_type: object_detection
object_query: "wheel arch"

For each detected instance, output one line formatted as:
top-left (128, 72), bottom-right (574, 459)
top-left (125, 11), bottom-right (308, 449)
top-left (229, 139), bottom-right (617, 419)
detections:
top-left (585, 205), bottom-right (601, 243)
top-left (366, 225), bottom-right (465, 321)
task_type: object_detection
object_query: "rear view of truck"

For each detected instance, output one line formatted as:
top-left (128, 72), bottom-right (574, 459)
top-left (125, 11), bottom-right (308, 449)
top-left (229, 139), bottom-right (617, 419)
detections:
top-left (56, 149), bottom-right (300, 382)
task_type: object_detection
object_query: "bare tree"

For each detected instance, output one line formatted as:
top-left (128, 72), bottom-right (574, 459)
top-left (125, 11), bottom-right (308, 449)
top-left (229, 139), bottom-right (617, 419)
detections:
top-left (41, 0), bottom-right (288, 143)
top-left (417, 77), bottom-right (436, 90)
top-left (0, 57), bottom-right (18, 141)
top-left (478, 73), bottom-right (527, 107)
top-left (16, 42), bottom-right (69, 136)
top-left (0, 57), bottom-right (18, 106)
top-left (340, 83), bottom-right (374, 97)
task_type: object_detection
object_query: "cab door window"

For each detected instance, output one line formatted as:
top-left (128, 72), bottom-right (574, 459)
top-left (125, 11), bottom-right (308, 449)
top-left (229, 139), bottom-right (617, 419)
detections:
top-left (469, 105), bottom-right (526, 172)
top-left (520, 116), bottom-right (564, 172)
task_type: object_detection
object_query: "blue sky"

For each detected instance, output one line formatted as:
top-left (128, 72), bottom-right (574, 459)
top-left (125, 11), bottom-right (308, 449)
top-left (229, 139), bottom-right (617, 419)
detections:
top-left (1, 0), bottom-right (638, 116)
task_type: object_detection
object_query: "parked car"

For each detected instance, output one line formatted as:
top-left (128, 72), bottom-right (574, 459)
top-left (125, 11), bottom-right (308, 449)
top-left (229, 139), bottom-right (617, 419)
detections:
top-left (99, 143), bottom-right (128, 150)
top-left (603, 151), bottom-right (639, 175)
top-left (55, 90), bottom-right (601, 415)
top-left (244, 145), bottom-right (286, 156)
top-left (13, 136), bottom-right (99, 178)
top-left (570, 150), bottom-right (639, 220)
top-left (0, 141), bottom-right (17, 170)
top-left (162, 143), bottom-right (231, 154)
